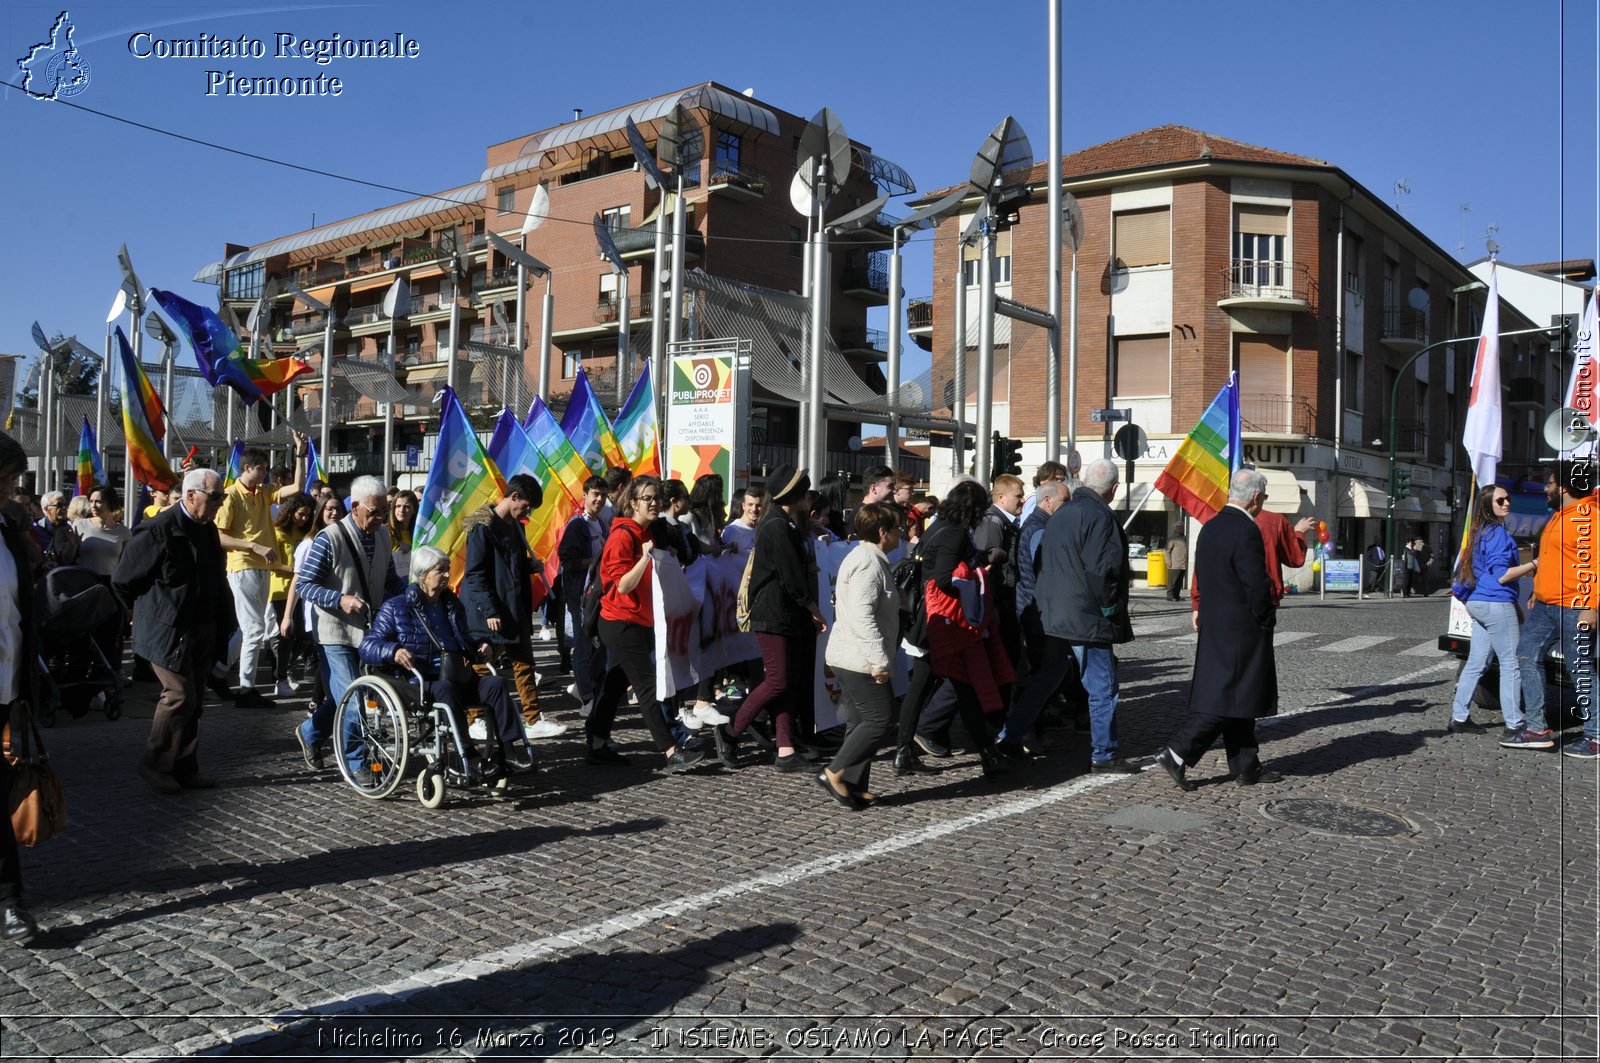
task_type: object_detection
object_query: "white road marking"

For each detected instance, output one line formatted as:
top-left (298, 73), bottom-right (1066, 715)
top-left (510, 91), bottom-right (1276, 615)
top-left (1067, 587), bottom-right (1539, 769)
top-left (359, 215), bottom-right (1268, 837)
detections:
top-left (1316, 635), bottom-right (1390, 653)
top-left (1273, 631), bottom-right (1316, 647)
top-left (170, 657), bottom-right (1460, 1057)
top-left (1400, 640), bottom-right (1446, 656)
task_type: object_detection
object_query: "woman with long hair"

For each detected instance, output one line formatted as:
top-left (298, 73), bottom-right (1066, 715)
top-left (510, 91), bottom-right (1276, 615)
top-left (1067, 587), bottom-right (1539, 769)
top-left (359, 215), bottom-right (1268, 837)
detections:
top-left (1446, 484), bottom-right (1537, 734)
top-left (388, 489), bottom-right (418, 583)
top-left (270, 493), bottom-right (316, 696)
top-left (685, 474), bottom-right (727, 558)
top-left (279, 496), bottom-right (345, 713)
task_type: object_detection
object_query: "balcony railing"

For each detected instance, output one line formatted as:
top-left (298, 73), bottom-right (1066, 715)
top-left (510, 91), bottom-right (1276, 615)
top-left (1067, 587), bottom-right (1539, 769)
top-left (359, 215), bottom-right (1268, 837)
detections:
top-left (708, 159), bottom-right (770, 195)
top-left (1381, 306), bottom-right (1429, 346)
top-left (344, 306), bottom-right (389, 327)
top-left (837, 326), bottom-right (888, 354)
top-left (482, 267), bottom-right (520, 290)
top-left (610, 224), bottom-right (705, 258)
top-left (906, 297), bottom-right (933, 331)
top-left (1221, 259), bottom-right (1315, 304)
top-left (842, 251), bottom-right (890, 295)
top-left (594, 298), bottom-right (620, 324)
top-left (1240, 393), bottom-right (1316, 436)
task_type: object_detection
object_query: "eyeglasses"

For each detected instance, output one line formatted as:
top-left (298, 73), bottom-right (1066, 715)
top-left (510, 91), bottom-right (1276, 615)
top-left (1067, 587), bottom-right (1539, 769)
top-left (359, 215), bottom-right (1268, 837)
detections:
top-left (1493, 497), bottom-right (1511, 506)
top-left (206, 490), bottom-right (226, 503)
top-left (45, 502), bottom-right (66, 510)
top-left (637, 494), bottom-right (660, 505)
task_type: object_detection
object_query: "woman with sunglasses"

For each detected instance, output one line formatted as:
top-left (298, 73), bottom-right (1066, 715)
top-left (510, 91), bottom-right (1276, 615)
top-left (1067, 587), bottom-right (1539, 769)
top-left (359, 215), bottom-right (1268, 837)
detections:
top-left (584, 475), bottom-right (707, 774)
top-left (1447, 486), bottom-right (1538, 735)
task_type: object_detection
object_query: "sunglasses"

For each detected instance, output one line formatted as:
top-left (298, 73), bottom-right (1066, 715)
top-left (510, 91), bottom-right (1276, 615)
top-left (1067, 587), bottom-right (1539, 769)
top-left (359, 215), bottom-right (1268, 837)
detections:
top-left (1492, 497), bottom-right (1511, 506)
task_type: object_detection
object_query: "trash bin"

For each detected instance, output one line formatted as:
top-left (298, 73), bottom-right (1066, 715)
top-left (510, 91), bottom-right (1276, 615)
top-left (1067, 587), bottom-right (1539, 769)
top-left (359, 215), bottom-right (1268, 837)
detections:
top-left (1147, 549), bottom-right (1167, 589)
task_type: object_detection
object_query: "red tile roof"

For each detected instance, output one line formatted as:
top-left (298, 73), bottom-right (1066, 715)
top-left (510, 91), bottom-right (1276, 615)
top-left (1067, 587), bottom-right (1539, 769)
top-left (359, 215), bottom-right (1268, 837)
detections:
top-left (1516, 259), bottom-right (1597, 282)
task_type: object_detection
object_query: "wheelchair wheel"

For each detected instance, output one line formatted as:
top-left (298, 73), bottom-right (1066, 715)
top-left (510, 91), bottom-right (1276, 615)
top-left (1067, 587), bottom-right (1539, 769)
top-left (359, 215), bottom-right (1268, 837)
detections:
top-left (334, 676), bottom-right (409, 799)
top-left (416, 761), bottom-right (448, 809)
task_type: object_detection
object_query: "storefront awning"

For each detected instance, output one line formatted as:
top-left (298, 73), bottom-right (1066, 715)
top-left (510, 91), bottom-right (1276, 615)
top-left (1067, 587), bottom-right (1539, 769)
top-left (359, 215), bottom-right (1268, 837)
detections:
top-left (1338, 478), bottom-right (1387, 518)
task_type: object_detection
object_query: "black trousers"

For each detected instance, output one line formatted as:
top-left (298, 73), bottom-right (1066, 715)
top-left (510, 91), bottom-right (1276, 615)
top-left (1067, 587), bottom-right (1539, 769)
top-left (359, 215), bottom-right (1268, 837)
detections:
top-left (590, 618), bottom-right (675, 752)
top-left (1167, 712), bottom-right (1263, 778)
top-left (0, 713), bottom-right (19, 904)
top-left (827, 668), bottom-right (895, 788)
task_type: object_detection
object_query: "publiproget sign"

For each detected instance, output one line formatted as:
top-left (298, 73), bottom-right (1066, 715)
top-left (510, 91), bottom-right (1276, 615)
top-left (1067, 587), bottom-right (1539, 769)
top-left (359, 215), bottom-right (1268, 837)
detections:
top-left (665, 350), bottom-right (743, 511)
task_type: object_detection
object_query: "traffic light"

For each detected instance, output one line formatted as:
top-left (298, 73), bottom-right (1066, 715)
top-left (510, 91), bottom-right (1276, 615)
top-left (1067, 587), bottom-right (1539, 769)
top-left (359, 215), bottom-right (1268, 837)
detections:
top-left (1391, 467), bottom-right (1412, 498)
top-left (1553, 313), bottom-right (1579, 354)
top-left (991, 433), bottom-right (1023, 478)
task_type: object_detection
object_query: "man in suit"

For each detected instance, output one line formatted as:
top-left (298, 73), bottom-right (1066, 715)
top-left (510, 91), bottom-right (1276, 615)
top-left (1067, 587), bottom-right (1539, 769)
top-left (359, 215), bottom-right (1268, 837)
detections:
top-left (1157, 468), bottom-right (1283, 790)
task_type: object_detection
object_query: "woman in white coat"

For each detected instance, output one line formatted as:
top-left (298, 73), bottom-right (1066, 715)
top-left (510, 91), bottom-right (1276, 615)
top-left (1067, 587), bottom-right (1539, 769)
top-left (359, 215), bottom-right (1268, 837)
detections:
top-left (818, 503), bottom-right (902, 811)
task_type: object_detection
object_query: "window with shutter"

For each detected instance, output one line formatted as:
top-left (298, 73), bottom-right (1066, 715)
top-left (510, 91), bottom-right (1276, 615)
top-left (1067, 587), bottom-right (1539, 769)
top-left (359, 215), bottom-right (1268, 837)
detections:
top-left (1113, 208), bottom-right (1170, 269)
top-left (1114, 335), bottom-right (1170, 397)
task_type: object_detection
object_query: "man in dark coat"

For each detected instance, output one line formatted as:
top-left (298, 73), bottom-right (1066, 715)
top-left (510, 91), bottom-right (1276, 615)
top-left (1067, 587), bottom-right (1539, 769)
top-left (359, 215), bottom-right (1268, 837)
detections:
top-left (1156, 468), bottom-right (1283, 791)
top-left (113, 468), bottom-right (238, 794)
top-left (1029, 459), bottom-right (1136, 772)
top-left (0, 433), bottom-right (43, 944)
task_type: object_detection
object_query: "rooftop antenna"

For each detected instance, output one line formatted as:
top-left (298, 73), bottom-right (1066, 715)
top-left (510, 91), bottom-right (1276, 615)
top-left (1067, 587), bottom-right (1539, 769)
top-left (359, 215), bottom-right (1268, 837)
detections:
top-left (794, 107), bottom-right (856, 474)
top-left (1485, 223), bottom-right (1500, 258)
top-left (1392, 179), bottom-right (1411, 211)
top-left (1457, 203), bottom-right (1471, 256)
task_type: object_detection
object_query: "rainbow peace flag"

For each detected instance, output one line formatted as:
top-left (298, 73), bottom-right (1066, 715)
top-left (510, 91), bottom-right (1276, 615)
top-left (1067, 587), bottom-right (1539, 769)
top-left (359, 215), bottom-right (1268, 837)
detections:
top-left (488, 407), bottom-right (579, 584)
top-left (523, 396), bottom-right (591, 508)
top-left (150, 288), bottom-right (313, 405)
top-left (222, 439), bottom-right (245, 488)
top-left (558, 368), bottom-right (627, 476)
top-left (1154, 371), bottom-right (1241, 524)
top-left (305, 435), bottom-right (327, 485)
top-left (114, 327), bottom-right (177, 491)
top-left (76, 418), bottom-right (104, 497)
top-left (416, 386), bottom-right (507, 584)
top-left (612, 361), bottom-right (661, 477)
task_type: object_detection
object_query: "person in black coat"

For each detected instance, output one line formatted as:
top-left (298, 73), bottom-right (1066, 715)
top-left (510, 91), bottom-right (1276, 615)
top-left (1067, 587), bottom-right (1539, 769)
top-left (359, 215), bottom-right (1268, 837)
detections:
top-left (1156, 469), bottom-right (1283, 791)
top-left (112, 468), bottom-right (238, 794)
top-left (0, 432), bottom-right (43, 944)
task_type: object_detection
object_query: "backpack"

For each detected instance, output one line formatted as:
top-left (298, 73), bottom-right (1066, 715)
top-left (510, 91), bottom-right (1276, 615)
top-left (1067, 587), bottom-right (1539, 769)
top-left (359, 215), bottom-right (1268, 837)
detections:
top-left (734, 545), bottom-right (759, 633)
top-left (977, 509), bottom-right (1020, 592)
top-left (578, 551), bottom-right (607, 642)
top-left (891, 546), bottom-right (927, 647)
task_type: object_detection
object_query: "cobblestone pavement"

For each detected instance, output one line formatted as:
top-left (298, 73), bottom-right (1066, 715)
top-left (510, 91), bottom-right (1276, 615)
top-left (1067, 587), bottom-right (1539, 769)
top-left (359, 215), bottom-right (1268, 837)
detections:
top-left (2, 595), bottom-right (1595, 1060)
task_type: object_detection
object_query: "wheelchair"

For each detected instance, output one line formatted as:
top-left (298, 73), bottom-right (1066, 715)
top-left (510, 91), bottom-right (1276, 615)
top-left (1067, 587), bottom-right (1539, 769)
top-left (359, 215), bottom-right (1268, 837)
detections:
top-left (332, 663), bottom-right (511, 808)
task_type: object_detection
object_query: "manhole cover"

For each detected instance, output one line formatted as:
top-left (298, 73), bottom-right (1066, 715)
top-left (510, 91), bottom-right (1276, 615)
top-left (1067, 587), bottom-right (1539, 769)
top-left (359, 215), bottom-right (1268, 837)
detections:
top-left (1263, 799), bottom-right (1414, 837)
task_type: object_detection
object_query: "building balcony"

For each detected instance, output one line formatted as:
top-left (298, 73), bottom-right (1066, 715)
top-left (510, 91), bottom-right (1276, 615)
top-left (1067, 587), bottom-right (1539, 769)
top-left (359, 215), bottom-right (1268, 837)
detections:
top-left (1380, 307), bottom-right (1429, 352)
top-left (480, 266), bottom-right (522, 292)
top-left (1507, 375), bottom-right (1544, 409)
top-left (1240, 393), bottom-right (1316, 436)
top-left (612, 223), bottom-right (705, 261)
top-left (906, 296), bottom-right (934, 352)
top-left (837, 326), bottom-right (888, 356)
top-left (841, 251), bottom-right (890, 304)
top-left (1217, 259), bottom-right (1314, 312)
top-left (407, 295), bottom-right (473, 325)
top-left (707, 159), bottom-right (769, 200)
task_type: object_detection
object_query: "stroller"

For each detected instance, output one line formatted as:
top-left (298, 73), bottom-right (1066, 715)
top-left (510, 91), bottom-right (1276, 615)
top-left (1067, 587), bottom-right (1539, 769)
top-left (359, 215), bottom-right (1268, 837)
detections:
top-left (36, 565), bottom-right (125, 726)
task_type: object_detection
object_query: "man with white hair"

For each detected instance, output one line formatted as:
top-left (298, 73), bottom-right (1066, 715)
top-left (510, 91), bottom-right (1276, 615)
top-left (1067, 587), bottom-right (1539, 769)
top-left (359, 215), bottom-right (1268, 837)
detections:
top-left (292, 475), bottom-right (404, 774)
top-left (113, 468), bottom-right (238, 793)
top-left (1028, 458), bottom-right (1138, 773)
top-left (31, 489), bottom-right (80, 570)
top-left (1156, 468), bottom-right (1282, 790)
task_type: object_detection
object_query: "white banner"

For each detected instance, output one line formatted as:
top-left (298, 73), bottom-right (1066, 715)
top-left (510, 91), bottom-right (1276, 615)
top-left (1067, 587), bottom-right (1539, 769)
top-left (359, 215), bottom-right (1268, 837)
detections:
top-left (650, 549), bottom-right (701, 701)
top-left (686, 552), bottom-right (761, 675)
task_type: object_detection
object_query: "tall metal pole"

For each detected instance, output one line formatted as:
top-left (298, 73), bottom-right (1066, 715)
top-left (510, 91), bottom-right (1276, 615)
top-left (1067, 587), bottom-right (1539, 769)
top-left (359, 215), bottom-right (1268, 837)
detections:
top-left (975, 221), bottom-right (997, 484)
top-left (1068, 249), bottom-right (1079, 456)
top-left (160, 340), bottom-right (175, 457)
top-left (40, 357), bottom-right (54, 495)
top-left (128, 306), bottom-right (144, 495)
top-left (98, 323), bottom-right (110, 470)
top-left (799, 214), bottom-right (814, 468)
top-left (668, 176), bottom-right (688, 351)
top-left (1046, 0), bottom-right (1063, 462)
top-left (449, 259), bottom-right (466, 397)
top-left (383, 319), bottom-right (397, 487)
top-left (952, 256), bottom-right (967, 475)
top-left (886, 228), bottom-right (904, 469)
top-left (537, 276), bottom-right (553, 401)
top-left (807, 186), bottom-right (829, 477)
top-left (651, 193), bottom-right (668, 396)
top-left (615, 270), bottom-right (630, 409)
top-left (318, 318), bottom-right (334, 474)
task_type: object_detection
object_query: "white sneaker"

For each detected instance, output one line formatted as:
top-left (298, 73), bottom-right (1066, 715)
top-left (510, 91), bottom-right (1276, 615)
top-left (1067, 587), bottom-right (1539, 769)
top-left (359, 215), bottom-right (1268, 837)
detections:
top-left (627, 691), bottom-right (639, 706)
top-left (677, 707), bottom-right (705, 731)
top-left (566, 682), bottom-right (579, 699)
top-left (526, 717), bottom-right (568, 739)
top-left (468, 719), bottom-right (488, 741)
top-left (538, 626), bottom-right (555, 641)
top-left (693, 701), bottom-right (731, 726)
top-left (534, 670), bottom-right (543, 684)
top-left (275, 679), bottom-right (297, 698)
top-left (578, 699), bottom-right (594, 719)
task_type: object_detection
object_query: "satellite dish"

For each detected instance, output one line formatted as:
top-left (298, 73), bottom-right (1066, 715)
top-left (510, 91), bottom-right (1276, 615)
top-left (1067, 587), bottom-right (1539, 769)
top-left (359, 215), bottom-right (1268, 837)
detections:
top-left (116, 244), bottom-right (144, 304)
top-left (790, 164), bottom-right (817, 218)
top-left (246, 297), bottom-right (269, 335)
top-left (107, 290), bottom-right (127, 323)
top-left (144, 314), bottom-right (175, 344)
top-left (487, 231), bottom-right (550, 277)
top-left (287, 282), bottom-right (329, 314)
top-left (520, 184), bottom-right (550, 237)
top-left (796, 108), bottom-right (851, 201)
top-left (898, 186), bottom-right (970, 234)
top-left (625, 118), bottom-right (667, 190)
top-left (826, 194), bottom-right (891, 235)
top-left (381, 277), bottom-right (410, 319)
top-left (30, 322), bottom-right (51, 354)
top-left (593, 213), bottom-right (626, 273)
top-left (1062, 192), bottom-right (1083, 253)
top-left (1407, 286), bottom-right (1430, 312)
top-left (969, 116), bottom-right (1034, 192)
top-left (1543, 407), bottom-right (1598, 453)
top-left (655, 103), bottom-right (702, 174)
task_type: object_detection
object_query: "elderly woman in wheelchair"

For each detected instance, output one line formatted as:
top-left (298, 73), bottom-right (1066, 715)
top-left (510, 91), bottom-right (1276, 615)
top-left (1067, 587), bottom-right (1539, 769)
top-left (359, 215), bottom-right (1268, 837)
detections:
top-left (343, 546), bottom-right (535, 803)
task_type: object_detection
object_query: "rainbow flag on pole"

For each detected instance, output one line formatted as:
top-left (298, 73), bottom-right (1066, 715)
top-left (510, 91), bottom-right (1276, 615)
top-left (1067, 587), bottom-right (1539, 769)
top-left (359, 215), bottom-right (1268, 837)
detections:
top-left (416, 386), bottom-right (507, 583)
top-left (150, 288), bottom-right (312, 404)
top-left (305, 434), bottom-right (327, 485)
top-left (76, 418), bottom-right (104, 497)
top-left (612, 361), bottom-right (661, 477)
top-left (222, 439), bottom-right (245, 488)
top-left (558, 368), bottom-right (627, 476)
top-left (1154, 371), bottom-right (1242, 524)
top-left (524, 396), bottom-right (591, 508)
top-left (488, 407), bottom-right (578, 583)
top-left (114, 327), bottom-right (177, 491)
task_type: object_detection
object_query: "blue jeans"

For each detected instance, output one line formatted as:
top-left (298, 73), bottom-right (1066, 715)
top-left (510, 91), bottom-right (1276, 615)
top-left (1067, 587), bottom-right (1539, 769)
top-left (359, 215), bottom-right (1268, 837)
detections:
top-left (1071, 643), bottom-right (1120, 763)
top-left (299, 644), bottom-right (363, 772)
top-left (565, 597), bottom-right (603, 702)
top-left (1518, 602), bottom-right (1598, 739)
top-left (1451, 600), bottom-right (1523, 727)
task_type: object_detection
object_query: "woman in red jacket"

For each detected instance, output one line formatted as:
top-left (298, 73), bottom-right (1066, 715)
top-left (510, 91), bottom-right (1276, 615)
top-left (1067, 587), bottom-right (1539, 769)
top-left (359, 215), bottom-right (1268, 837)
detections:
top-left (585, 475), bottom-right (707, 773)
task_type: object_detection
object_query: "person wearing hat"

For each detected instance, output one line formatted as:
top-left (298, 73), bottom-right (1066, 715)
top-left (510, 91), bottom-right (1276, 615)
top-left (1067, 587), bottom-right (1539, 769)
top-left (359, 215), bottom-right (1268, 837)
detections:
top-left (724, 464), bottom-right (826, 771)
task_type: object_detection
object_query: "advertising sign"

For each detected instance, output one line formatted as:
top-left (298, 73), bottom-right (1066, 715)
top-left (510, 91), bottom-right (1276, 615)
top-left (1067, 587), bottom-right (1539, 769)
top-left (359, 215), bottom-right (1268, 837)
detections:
top-left (1322, 559), bottom-right (1361, 593)
top-left (665, 348), bottom-right (746, 511)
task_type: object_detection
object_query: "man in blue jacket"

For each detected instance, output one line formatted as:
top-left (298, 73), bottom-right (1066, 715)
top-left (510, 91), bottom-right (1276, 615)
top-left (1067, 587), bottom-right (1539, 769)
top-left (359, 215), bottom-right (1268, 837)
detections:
top-left (1027, 459), bottom-right (1136, 773)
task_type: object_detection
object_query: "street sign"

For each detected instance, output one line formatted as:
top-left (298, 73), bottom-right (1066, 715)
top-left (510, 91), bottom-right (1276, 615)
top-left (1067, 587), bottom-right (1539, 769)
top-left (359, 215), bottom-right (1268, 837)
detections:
top-left (1066, 448), bottom-right (1082, 476)
top-left (1113, 424), bottom-right (1147, 461)
top-left (405, 445), bottom-right (419, 469)
top-left (1090, 407), bottom-right (1130, 423)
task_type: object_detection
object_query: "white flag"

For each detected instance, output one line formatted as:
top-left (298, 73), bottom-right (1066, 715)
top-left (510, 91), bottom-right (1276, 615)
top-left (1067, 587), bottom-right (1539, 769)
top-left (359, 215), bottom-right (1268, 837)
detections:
top-left (1562, 293), bottom-right (1599, 430)
top-left (1462, 263), bottom-right (1502, 487)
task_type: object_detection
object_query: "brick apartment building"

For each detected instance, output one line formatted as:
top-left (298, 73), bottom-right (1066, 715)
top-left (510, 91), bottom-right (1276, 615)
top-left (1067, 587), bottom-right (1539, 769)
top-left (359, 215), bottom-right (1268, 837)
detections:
top-left (913, 125), bottom-right (1564, 580)
top-left (196, 82), bottom-right (898, 487)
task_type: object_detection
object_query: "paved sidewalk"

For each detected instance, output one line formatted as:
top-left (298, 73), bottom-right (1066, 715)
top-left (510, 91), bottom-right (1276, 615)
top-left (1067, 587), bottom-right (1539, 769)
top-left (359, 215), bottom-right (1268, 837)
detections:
top-left (2, 634), bottom-right (1595, 1060)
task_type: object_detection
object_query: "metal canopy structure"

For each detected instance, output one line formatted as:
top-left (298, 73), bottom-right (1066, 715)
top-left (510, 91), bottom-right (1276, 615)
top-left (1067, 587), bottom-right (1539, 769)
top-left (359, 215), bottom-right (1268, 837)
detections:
top-left (521, 83), bottom-right (779, 163)
top-left (853, 148), bottom-right (916, 196)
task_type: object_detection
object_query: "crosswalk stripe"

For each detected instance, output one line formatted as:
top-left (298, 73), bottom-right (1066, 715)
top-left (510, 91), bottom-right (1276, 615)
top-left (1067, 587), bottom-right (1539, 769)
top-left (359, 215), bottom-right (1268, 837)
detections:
top-left (1317, 635), bottom-right (1390, 653)
top-left (1273, 631), bottom-right (1316, 647)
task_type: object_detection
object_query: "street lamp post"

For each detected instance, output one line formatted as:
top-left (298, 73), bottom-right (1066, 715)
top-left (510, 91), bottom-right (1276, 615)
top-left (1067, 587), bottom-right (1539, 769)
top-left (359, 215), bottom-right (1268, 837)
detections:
top-left (1384, 323), bottom-right (1560, 596)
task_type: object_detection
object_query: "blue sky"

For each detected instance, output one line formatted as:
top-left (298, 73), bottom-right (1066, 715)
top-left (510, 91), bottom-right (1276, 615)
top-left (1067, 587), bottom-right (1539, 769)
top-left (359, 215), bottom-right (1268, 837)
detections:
top-left (3, 0), bottom-right (1596, 398)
